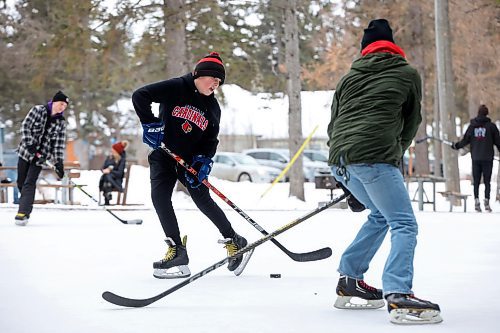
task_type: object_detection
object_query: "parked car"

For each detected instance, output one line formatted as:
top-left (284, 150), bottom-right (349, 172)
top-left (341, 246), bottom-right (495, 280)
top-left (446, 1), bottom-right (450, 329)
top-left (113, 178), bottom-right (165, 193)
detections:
top-left (211, 152), bottom-right (281, 183)
top-left (304, 149), bottom-right (329, 163)
top-left (242, 148), bottom-right (331, 182)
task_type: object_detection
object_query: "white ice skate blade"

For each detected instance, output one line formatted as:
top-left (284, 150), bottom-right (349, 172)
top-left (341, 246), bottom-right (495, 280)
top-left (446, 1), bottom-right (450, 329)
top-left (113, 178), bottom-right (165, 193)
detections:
top-left (15, 219), bottom-right (29, 226)
top-left (334, 296), bottom-right (385, 310)
top-left (153, 265), bottom-right (191, 279)
top-left (389, 308), bottom-right (443, 325)
top-left (233, 248), bottom-right (255, 276)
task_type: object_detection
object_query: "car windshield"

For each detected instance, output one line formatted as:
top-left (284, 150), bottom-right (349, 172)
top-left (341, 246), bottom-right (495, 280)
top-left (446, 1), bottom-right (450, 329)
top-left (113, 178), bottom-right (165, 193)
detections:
top-left (232, 154), bottom-right (259, 165)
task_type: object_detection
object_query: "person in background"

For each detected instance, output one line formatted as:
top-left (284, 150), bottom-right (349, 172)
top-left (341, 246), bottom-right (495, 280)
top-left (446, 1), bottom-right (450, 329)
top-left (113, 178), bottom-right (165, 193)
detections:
top-left (132, 52), bottom-right (253, 279)
top-left (15, 90), bottom-right (68, 226)
top-left (327, 19), bottom-right (442, 324)
top-left (452, 104), bottom-right (500, 212)
top-left (99, 140), bottom-right (128, 205)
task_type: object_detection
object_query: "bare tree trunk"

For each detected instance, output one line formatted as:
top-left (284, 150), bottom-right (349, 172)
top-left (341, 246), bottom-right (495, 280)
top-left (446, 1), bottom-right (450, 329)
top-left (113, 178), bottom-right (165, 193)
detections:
top-left (283, 0), bottom-right (304, 200)
top-left (164, 0), bottom-right (189, 78)
top-left (435, 0), bottom-right (460, 193)
top-left (433, 79), bottom-right (442, 177)
top-left (408, 2), bottom-right (430, 176)
top-left (163, 0), bottom-right (189, 194)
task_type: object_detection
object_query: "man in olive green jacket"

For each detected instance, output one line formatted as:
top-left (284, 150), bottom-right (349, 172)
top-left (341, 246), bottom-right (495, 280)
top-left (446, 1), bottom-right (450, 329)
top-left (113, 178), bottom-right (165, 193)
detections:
top-left (328, 19), bottom-right (442, 325)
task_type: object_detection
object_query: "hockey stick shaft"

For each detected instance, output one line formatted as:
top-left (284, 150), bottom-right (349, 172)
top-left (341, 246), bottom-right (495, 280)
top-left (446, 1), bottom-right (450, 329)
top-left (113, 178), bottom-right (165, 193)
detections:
top-left (416, 135), bottom-right (453, 146)
top-left (102, 193), bottom-right (347, 308)
top-left (44, 160), bottom-right (142, 225)
top-left (159, 143), bottom-right (331, 262)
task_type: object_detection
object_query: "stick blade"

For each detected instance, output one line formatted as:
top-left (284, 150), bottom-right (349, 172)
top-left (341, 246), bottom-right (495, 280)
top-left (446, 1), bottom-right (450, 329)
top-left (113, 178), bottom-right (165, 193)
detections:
top-left (125, 219), bottom-right (143, 225)
top-left (288, 247), bottom-right (332, 262)
top-left (102, 291), bottom-right (153, 308)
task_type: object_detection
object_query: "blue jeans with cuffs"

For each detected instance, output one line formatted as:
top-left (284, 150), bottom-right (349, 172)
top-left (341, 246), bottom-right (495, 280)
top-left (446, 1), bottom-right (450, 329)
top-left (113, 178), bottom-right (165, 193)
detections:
top-left (331, 162), bottom-right (418, 296)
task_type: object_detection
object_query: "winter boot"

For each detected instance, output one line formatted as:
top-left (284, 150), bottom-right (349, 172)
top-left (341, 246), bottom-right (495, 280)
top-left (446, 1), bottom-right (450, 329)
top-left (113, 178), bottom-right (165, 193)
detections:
top-left (219, 233), bottom-right (254, 276)
top-left (334, 275), bottom-right (384, 309)
top-left (153, 236), bottom-right (190, 279)
top-left (475, 198), bottom-right (482, 212)
top-left (104, 192), bottom-right (112, 205)
top-left (484, 199), bottom-right (492, 212)
top-left (14, 212), bottom-right (30, 226)
top-left (386, 293), bottom-right (443, 325)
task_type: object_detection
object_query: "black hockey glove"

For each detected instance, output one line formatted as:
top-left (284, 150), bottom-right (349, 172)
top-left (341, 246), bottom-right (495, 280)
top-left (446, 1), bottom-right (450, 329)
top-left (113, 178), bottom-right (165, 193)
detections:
top-left (450, 142), bottom-right (459, 150)
top-left (55, 161), bottom-right (65, 179)
top-left (337, 182), bottom-right (366, 212)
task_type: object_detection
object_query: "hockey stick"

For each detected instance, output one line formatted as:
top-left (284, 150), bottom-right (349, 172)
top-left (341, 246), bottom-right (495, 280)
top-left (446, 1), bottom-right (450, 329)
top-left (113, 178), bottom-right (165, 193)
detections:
top-left (416, 135), bottom-right (454, 146)
top-left (102, 192), bottom-right (347, 308)
top-left (417, 136), bottom-right (500, 161)
top-left (44, 160), bottom-right (142, 225)
top-left (159, 143), bottom-right (332, 262)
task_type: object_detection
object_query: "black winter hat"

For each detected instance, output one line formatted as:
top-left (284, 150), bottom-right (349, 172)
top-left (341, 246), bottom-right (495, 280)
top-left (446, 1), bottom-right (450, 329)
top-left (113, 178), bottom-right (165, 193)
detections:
top-left (193, 52), bottom-right (225, 84)
top-left (478, 104), bottom-right (489, 116)
top-left (52, 90), bottom-right (70, 104)
top-left (361, 19), bottom-right (395, 50)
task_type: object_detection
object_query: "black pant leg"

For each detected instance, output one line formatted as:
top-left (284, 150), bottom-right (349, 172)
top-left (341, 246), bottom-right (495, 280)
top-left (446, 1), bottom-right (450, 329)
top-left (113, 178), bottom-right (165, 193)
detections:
top-left (481, 161), bottom-right (493, 199)
top-left (149, 150), bottom-right (182, 245)
top-left (181, 176), bottom-right (236, 239)
top-left (17, 158), bottom-right (42, 214)
top-left (472, 160), bottom-right (482, 199)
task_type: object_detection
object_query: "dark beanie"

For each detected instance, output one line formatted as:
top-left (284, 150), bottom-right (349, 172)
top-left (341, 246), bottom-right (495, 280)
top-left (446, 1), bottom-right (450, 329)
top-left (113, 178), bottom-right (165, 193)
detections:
top-left (193, 52), bottom-right (225, 84)
top-left (361, 19), bottom-right (395, 50)
top-left (478, 104), bottom-right (489, 116)
top-left (52, 90), bottom-right (70, 104)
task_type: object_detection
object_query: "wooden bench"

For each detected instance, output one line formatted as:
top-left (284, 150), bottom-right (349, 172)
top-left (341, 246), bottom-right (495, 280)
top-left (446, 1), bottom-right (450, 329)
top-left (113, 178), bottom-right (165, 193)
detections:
top-left (438, 191), bottom-right (471, 212)
top-left (0, 162), bottom-right (83, 204)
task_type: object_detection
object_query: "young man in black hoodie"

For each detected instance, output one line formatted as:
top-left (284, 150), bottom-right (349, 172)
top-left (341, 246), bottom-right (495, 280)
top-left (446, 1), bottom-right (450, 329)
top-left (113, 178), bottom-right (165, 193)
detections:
top-left (15, 91), bottom-right (68, 226)
top-left (132, 52), bottom-right (252, 279)
top-left (452, 104), bottom-right (500, 212)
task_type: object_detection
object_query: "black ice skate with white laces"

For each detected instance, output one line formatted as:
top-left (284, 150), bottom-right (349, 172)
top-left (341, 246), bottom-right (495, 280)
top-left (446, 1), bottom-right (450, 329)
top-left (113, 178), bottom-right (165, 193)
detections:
top-left (218, 233), bottom-right (254, 276)
top-left (153, 236), bottom-right (190, 279)
top-left (334, 275), bottom-right (385, 309)
top-left (386, 293), bottom-right (442, 325)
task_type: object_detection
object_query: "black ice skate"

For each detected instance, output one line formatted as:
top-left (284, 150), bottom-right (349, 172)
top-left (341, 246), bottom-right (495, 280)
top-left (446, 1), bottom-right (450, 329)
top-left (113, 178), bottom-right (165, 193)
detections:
top-left (386, 293), bottom-right (443, 325)
top-left (484, 199), bottom-right (492, 212)
top-left (334, 275), bottom-right (384, 309)
top-left (475, 198), bottom-right (482, 212)
top-left (219, 233), bottom-right (254, 276)
top-left (153, 236), bottom-right (190, 279)
top-left (15, 213), bottom-right (30, 226)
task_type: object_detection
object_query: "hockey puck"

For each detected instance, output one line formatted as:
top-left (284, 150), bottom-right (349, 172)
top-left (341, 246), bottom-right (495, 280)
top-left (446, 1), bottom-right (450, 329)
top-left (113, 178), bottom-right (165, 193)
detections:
top-left (270, 273), bottom-right (281, 278)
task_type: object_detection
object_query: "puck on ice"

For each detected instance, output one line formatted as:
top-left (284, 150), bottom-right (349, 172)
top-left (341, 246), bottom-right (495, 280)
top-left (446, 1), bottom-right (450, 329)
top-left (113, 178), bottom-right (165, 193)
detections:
top-left (270, 274), bottom-right (281, 278)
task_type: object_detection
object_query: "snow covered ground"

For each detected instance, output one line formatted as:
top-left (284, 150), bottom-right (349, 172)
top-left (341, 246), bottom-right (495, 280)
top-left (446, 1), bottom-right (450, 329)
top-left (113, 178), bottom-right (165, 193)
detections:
top-left (1, 168), bottom-right (499, 333)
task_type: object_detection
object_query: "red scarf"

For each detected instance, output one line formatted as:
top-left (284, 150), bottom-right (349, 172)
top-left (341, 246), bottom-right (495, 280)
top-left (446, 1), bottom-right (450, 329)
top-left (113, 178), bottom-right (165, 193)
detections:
top-left (361, 40), bottom-right (406, 58)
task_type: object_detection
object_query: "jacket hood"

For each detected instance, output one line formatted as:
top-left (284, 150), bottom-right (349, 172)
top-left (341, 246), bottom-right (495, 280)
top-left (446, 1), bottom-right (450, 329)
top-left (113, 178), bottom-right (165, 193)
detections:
top-left (351, 52), bottom-right (408, 74)
top-left (471, 115), bottom-right (491, 126)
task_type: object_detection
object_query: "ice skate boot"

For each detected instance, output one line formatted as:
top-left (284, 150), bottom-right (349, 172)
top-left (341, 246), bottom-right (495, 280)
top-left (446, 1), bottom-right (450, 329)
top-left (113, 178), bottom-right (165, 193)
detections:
top-left (386, 293), bottom-right (443, 325)
top-left (15, 213), bottom-right (30, 226)
top-left (153, 236), bottom-right (190, 279)
top-left (484, 199), bottom-right (492, 212)
top-left (334, 275), bottom-right (384, 309)
top-left (475, 198), bottom-right (481, 212)
top-left (219, 233), bottom-right (254, 276)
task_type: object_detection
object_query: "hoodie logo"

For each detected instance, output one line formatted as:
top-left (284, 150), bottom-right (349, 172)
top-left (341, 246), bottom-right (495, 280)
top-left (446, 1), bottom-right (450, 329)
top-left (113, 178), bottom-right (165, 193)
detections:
top-left (474, 127), bottom-right (486, 140)
top-left (172, 105), bottom-right (208, 131)
top-left (182, 120), bottom-right (192, 133)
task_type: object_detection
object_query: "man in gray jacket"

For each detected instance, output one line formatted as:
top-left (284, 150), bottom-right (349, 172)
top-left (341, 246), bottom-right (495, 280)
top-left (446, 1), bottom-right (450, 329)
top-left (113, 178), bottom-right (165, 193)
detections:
top-left (15, 91), bottom-right (69, 226)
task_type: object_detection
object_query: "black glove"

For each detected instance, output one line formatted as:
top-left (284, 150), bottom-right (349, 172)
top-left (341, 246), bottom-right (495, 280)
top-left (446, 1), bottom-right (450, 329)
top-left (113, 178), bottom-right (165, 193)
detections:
top-left (55, 161), bottom-right (65, 179)
top-left (26, 144), bottom-right (37, 155)
top-left (337, 182), bottom-right (366, 212)
top-left (450, 142), bottom-right (459, 150)
top-left (27, 144), bottom-right (44, 162)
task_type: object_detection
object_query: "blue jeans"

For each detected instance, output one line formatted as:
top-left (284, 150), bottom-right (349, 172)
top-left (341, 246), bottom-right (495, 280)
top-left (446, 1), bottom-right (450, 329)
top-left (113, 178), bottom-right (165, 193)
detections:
top-left (331, 163), bottom-right (418, 296)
